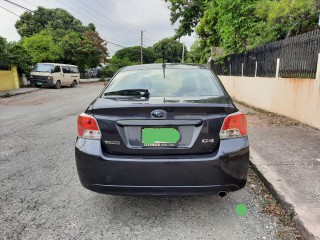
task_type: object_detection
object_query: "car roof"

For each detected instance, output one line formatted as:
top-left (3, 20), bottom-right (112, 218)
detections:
top-left (36, 63), bottom-right (78, 67)
top-left (122, 63), bottom-right (209, 71)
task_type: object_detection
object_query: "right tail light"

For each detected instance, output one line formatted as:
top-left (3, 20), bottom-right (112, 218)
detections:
top-left (220, 112), bottom-right (247, 139)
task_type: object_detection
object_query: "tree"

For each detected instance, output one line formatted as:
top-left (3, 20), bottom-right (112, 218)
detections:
top-left (250, 0), bottom-right (318, 47)
top-left (0, 37), bottom-right (11, 69)
top-left (100, 57), bottom-right (135, 78)
top-left (15, 7), bottom-right (108, 72)
top-left (8, 42), bottom-right (32, 74)
top-left (189, 39), bottom-right (211, 64)
top-left (166, 0), bottom-right (319, 55)
top-left (113, 46), bottom-right (155, 64)
top-left (21, 31), bottom-right (63, 63)
top-left (164, 0), bottom-right (206, 39)
top-left (195, 0), bottom-right (259, 54)
top-left (15, 7), bottom-right (89, 37)
top-left (0, 36), bottom-right (32, 74)
top-left (152, 38), bottom-right (187, 63)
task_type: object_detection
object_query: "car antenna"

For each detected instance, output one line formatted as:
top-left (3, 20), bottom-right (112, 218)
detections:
top-left (162, 48), bottom-right (166, 78)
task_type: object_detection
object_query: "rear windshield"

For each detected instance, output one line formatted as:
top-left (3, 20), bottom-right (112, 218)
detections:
top-left (106, 68), bottom-right (224, 97)
top-left (31, 64), bottom-right (54, 73)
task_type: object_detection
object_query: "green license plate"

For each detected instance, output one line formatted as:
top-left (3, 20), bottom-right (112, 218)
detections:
top-left (142, 128), bottom-right (180, 147)
top-left (36, 82), bottom-right (43, 85)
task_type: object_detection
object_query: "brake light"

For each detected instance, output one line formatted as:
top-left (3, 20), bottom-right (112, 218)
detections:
top-left (77, 113), bottom-right (101, 139)
top-left (220, 112), bottom-right (247, 139)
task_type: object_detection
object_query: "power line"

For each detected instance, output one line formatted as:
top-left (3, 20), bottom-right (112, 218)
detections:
top-left (0, 5), bottom-right (20, 17)
top-left (78, 0), bottom-right (140, 37)
top-left (20, 0), bottom-right (37, 8)
top-left (55, 0), bottom-right (140, 45)
top-left (3, 0), bottom-right (133, 50)
top-left (3, 0), bottom-right (32, 12)
top-left (107, 41), bottom-right (125, 48)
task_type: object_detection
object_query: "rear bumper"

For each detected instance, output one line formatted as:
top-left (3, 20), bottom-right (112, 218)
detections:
top-left (75, 137), bottom-right (249, 196)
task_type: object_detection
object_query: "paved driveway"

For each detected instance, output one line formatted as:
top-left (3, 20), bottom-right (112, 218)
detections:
top-left (0, 83), bottom-right (292, 240)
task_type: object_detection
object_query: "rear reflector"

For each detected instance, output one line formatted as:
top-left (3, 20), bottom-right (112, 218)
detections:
top-left (220, 112), bottom-right (247, 139)
top-left (77, 113), bottom-right (101, 139)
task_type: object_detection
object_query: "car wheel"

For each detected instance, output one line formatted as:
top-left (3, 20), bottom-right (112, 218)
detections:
top-left (71, 80), bottom-right (77, 88)
top-left (55, 80), bottom-right (61, 89)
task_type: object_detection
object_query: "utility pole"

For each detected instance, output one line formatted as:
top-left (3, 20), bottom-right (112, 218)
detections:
top-left (141, 30), bottom-right (147, 64)
top-left (181, 43), bottom-right (185, 63)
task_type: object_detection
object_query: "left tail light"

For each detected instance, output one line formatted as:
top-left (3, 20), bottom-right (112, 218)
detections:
top-left (77, 113), bottom-right (101, 139)
top-left (220, 112), bottom-right (247, 139)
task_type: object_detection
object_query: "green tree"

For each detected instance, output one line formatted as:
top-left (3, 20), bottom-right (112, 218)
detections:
top-left (21, 31), bottom-right (63, 63)
top-left (195, 0), bottom-right (259, 54)
top-left (164, 0), bottom-right (206, 38)
top-left (0, 36), bottom-right (32, 74)
top-left (15, 7), bottom-right (89, 37)
top-left (152, 38), bottom-right (187, 63)
top-left (15, 6), bottom-right (108, 72)
top-left (250, 0), bottom-right (318, 47)
top-left (189, 39), bottom-right (211, 64)
top-left (0, 37), bottom-right (10, 69)
top-left (166, 0), bottom-right (319, 55)
top-left (114, 46), bottom-right (155, 64)
top-left (101, 57), bottom-right (134, 78)
top-left (8, 42), bottom-right (32, 74)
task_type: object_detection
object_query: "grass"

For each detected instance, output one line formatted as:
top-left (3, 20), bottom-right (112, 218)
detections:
top-left (1, 92), bottom-right (11, 98)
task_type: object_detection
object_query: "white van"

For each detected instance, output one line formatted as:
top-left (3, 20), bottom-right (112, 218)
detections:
top-left (29, 63), bottom-right (80, 89)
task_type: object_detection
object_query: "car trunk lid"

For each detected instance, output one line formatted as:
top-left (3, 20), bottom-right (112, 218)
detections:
top-left (92, 96), bottom-right (233, 155)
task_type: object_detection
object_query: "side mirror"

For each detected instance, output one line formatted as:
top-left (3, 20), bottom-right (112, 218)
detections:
top-left (51, 69), bottom-right (54, 74)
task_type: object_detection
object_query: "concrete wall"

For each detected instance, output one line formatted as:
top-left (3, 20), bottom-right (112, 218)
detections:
top-left (219, 75), bottom-right (320, 130)
top-left (0, 66), bottom-right (19, 92)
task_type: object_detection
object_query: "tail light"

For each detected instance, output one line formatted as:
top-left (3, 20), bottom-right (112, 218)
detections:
top-left (220, 112), bottom-right (247, 139)
top-left (77, 113), bottom-right (101, 139)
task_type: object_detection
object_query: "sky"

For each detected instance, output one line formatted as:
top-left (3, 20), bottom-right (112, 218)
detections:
top-left (0, 0), bottom-right (196, 55)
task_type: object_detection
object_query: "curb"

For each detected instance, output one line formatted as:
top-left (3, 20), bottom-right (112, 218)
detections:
top-left (0, 88), bottom-right (39, 97)
top-left (250, 149), bottom-right (319, 240)
top-left (79, 78), bottom-right (100, 83)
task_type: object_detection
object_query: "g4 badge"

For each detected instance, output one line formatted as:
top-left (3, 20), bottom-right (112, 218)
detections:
top-left (202, 139), bottom-right (215, 143)
top-left (104, 141), bottom-right (120, 145)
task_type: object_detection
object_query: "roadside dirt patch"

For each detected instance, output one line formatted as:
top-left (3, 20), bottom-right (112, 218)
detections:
top-left (247, 168), bottom-right (303, 240)
top-left (235, 100), bottom-right (304, 128)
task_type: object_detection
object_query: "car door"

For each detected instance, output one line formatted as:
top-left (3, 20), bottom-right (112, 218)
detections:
top-left (70, 66), bottom-right (80, 84)
top-left (52, 65), bottom-right (62, 83)
top-left (61, 66), bottom-right (72, 85)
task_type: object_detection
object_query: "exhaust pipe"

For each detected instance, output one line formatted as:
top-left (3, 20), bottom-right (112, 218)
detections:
top-left (218, 191), bottom-right (228, 198)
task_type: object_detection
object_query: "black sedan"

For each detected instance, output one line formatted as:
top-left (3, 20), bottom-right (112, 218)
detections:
top-left (75, 63), bottom-right (249, 196)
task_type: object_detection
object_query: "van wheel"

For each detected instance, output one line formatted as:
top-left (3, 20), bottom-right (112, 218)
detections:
top-left (71, 80), bottom-right (77, 88)
top-left (55, 80), bottom-right (61, 89)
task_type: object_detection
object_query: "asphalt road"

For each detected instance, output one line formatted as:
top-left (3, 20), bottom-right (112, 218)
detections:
top-left (0, 83), bottom-right (290, 240)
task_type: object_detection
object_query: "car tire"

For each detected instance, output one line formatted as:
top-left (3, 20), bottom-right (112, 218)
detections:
top-left (71, 80), bottom-right (77, 88)
top-left (55, 80), bottom-right (61, 89)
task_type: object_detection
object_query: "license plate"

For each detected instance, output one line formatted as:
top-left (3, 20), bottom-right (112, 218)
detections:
top-left (36, 82), bottom-right (43, 85)
top-left (142, 128), bottom-right (180, 147)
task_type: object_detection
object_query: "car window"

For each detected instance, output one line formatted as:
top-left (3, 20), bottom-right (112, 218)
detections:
top-left (106, 68), bottom-right (224, 97)
top-left (31, 64), bottom-right (54, 73)
top-left (69, 66), bottom-right (79, 73)
top-left (53, 66), bottom-right (61, 73)
top-left (62, 66), bottom-right (70, 73)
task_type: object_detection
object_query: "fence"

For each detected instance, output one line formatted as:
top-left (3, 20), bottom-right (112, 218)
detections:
top-left (211, 30), bottom-right (320, 79)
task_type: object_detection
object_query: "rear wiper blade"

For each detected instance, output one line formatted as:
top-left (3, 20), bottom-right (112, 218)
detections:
top-left (104, 89), bottom-right (150, 97)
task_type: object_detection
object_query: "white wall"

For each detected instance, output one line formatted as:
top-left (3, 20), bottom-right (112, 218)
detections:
top-left (219, 76), bottom-right (320, 130)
